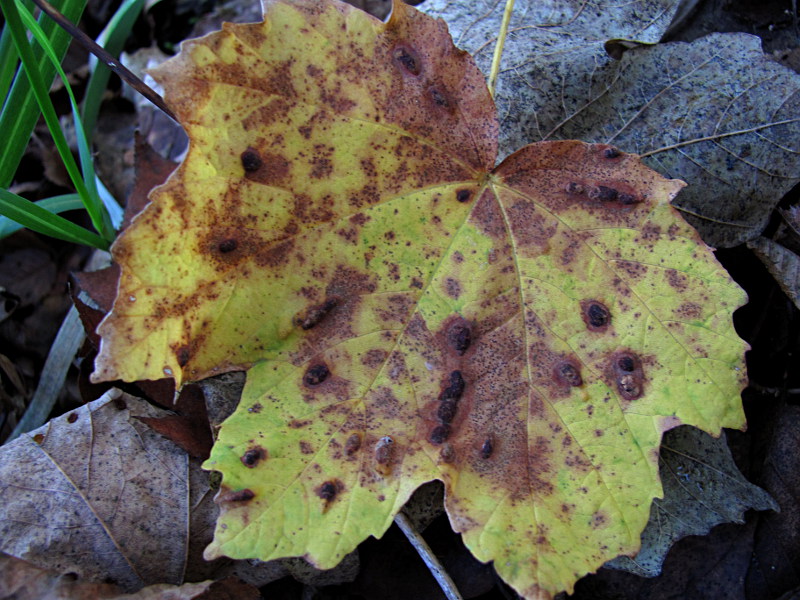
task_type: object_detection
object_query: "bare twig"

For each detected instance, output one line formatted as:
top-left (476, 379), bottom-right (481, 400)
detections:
top-left (394, 511), bottom-right (464, 600)
top-left (28, 0), bottom-right (178, 123)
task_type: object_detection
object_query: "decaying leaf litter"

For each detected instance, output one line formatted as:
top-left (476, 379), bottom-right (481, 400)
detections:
top-left (0, 0), bottom-right (796, 596)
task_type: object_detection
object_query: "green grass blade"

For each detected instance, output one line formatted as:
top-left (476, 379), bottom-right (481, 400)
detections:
top-left (0, 193), bottom-right (83, 238)
top-left (0, 25), bottom-right (21, 104)
top-left (82, 0), bottom-right (145, 137)
top-left (0, 189), bottom-right (108, 248)
top-left (0, 0), bottom-right (87, 188)
top-left (6, 0), bottom-right (114, 241)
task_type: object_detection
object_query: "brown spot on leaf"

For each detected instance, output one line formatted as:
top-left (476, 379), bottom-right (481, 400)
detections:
top-left (429, 86), bottom-right (453, 112)
top-left (603, 147), bottom-right (621, 159)
top-left (445, 277), bottom-right (461, 299)
top-left (566, 182), bottom-right (585, 195)
top-left (361, 348), bottom-right (387, 368)
top-left (555, 361), bottom-right (583, 387)
top-left (456, 189), bottom-right (472, 203)
top-left (248, 403), bottom-right (262, 413)
top-left (440, 370), bottom-right (465, 401)
top-left (589, 185), bottom-right (619, 202)
top-left (440, 443), bottom-right (455, 463)
top-left (374, 435), bottom-right (394, 468)
top-left (317, 479), bottom-right (342, 502)
top-left (32, 433), bottom-right (44, 444)
top-left (437, 400), bottom-right (457, 425)
top-left (241, 446), bottom-right (267, 468)
top-left (295, 296), bottom-right (339, 330)
top-left (175, 345), bottom-right (191, 367)
top-left (218, 239), bottom-right (238, 253)
top-left (582, 300), bottom-right (611, 331)
top-left (220, 488), bottom-right (255, 503)
top-left (243, 150), bottom-right (290, 185)
top-left (240, 147), bottom-right (262, 172)
top-left (591, 510), bottom-right (608, 528)
top-left (445, 318), bottom-right (472, 356)
top-left (611, 351), bottom-right (644, 401)
top-left (392, 45), bottom-right (421, 76)
top-left (429, 424), bottom-right (451, 445)
top-left (299, 441), bottom-right (314, 455)
top-left (676, 302), bottom-right (703, 320)
top-left (345, 433), bottom-right (361, 456)
top-left (67, 413), bottom-right (78, 424)
top-left (480, 437), bottom-right (493, 459)
top-left (471, 188), bottom-right (505, 238)
top-left (303, 363), bottom-right (330, 386)
top-left (666, 268), bottom-right (689, 291)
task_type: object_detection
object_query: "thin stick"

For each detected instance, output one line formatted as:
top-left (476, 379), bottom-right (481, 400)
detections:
top-left (487, 0), bottom-right (514, 98)
top-left (28, 0), bottom-right (178, 123)
top-left (394, 512), bottom-right (463, 600)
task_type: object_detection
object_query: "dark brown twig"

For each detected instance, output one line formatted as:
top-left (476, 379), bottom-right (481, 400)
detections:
top-left (28, 0), bottom-right (178, 123)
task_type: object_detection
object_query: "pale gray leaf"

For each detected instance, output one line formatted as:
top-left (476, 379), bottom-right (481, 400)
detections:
top-left (605, 425), bottom-right (778, 577)
top-left (420, 0), bottom-right (682, 158)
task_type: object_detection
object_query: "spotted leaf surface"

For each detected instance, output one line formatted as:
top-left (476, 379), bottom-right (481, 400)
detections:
top-left (92, 1), bottom-right (748, 598)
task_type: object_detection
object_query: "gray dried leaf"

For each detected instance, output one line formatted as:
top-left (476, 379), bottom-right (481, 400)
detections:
top-left (420, 0), bottom-right (682, 158)
top-left (605, 426), bottom-right (778, 577)
top-left (0, 391), bottom-right (199, 591)
top-left (748, 237), bottom-right (800, 311)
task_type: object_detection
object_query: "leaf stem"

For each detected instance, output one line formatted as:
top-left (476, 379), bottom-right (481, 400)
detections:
top-left (487, 0), bottom-right (514, 98)
top-left (394, 512), bottom-right (463, 600)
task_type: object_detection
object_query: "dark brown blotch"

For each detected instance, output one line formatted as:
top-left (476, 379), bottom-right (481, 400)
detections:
top-left (618, 193), bottom-right (639, 205)
top-left (456, 189), bottom-right (472, 203)
top-left (241, 148), bottom-right (263, 172)
top-left (566, 182), bottom-right (585, 195)
top-left (617, 355), bottom-right (636, 372)
top-left (317, 479), bottom-right (341, 502)
top-left (218, 238), bottom-right (238, 253)
top-left (589, 185), bottom-right (619, 202)
top-left (611, 351), bottom-right (644, 401)
top-left (437, 399), bottom-right (457, 424)
top-left (223, 488), bottom-right (255, 503)
top-left (429, 424), bottom-right (451, 445)
top-left (67, 413), bottom-right (78, 424)
top-left (345, 433), bottom-right (361, 456)
top-left (392, 45), bottom-right (421, 76)
top-left (295, 296), bottom-right (339, 330)
top-left (603, 147), bottom-right (621, 159)
top-left (556, 361), bottom-right (583, 387)
top-left (176, 345), bottom-right (191, 367)
top-left (440, 370), bottom-right (465, 401)
top-left (429, 87), bottom-right (450, 108)
top-left (303, 363), bottom-right (330, 386)
top-left (480, 436), bottom-right (493, 459)
top-left (447, 321), bottom-right (472, 355)
top-left (241, 446), bottom-right (267, 468)
top-left (582, 300), bottom-right (611, 330)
